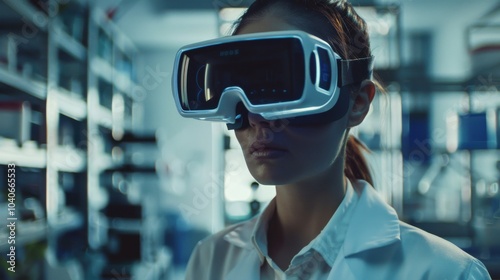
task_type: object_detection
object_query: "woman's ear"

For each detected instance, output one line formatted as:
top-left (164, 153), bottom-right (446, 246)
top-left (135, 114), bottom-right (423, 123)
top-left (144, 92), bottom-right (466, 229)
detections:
top-left (347, 80), bottom-right (375, 128)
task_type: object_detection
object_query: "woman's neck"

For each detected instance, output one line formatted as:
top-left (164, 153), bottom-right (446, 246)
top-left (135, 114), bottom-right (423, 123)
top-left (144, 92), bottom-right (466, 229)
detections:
top-left (273, 174), bottom-right (346, 245)
top-left (267, 160), bottom-right (347, 270)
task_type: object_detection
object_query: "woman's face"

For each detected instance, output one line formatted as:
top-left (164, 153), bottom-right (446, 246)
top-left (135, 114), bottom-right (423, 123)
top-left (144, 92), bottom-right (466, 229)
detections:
top-left (234, 16), bottom-right (351, 185)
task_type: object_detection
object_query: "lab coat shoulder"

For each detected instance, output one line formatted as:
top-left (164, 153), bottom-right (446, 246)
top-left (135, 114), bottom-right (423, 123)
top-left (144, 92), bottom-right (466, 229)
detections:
top-left (329, 180), bottom-right (490, 280)
top-left (185, 216), bottom-right (258, 280)
top-left (397, 221), bottom-right (491, 279)
top-left (342, 221), bottom-right (491, 280)
top-left (335, 181), bottom-right (492, 280)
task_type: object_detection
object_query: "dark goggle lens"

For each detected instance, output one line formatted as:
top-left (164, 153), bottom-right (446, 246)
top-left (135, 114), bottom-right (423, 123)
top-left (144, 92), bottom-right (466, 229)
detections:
top-left (177, 38), bottom-right (305, 110)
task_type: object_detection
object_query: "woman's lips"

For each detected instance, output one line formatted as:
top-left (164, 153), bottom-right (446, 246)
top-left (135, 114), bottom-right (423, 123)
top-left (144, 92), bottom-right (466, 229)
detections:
top-left (249, 142), bottom-right (287, 159)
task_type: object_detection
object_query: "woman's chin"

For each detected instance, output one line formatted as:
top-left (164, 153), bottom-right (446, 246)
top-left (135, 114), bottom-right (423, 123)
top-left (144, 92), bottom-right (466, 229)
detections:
top-left (248, 168), bottom-right (293, 186)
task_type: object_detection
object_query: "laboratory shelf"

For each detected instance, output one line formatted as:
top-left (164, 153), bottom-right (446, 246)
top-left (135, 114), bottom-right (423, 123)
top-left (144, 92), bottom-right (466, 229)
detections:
top-left (107, 218), bottom-right (143, 233)
top-left (104, 164), bottom-right (157, 174)
top-left (0, 142), bottom-right (47, 168)
top-left (53, 146), bottom-right (87, 173)
top-left (53, 24), bottom-right (88, 61)
top-left (114, 71), bottom-right (134, 96)
top-left (0, 2), bottom-right (166, 279)
top-left (55, 89), bottom-right (87, 121)
top-left (94, 105), bottom-right (114, 129)
top-left (92, 57), bottom-right (137, 98)
top-left (0, 219), bottom-right (47, 252)
top-left (94, 154), bottom-right (117, 171)
top-left (91, 57), bottom-right (114, 84)
top-left (49, 210), bottom-right (84, 234)
top-left (2, 0), bottom-right (49, 31)
top-left (112, 131), bottom-right (157, 143)
top-left (0, 67), bottom-right (47, 100)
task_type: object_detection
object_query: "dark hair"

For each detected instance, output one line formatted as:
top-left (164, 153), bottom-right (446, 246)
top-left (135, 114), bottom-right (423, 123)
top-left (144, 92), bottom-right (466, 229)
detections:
top-left (233, 0), bottom-right (374, 186)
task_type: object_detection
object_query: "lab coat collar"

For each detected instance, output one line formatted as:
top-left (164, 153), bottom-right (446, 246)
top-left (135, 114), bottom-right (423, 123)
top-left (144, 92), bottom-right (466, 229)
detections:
top-left (342, 180), bottom-right (401, 257)
top-left (223, 180), bottom-right (400, 255)
top-left (223, 211), bottom-right (267, 280)
top-left (223, 216), bottom-right (257, 250)
top-left (223, 180), bottom-right (401, 279)
top-left (251, 198), bottom-right (277, 264)
top-left (311, 179), bottom-right (357, 266)
top-left (223, 246), bottom-right (263, 280)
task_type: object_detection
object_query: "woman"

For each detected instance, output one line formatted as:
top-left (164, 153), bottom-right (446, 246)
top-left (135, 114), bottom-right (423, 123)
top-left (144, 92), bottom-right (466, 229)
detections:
top-left (183, 0), bottom-right (491, 279)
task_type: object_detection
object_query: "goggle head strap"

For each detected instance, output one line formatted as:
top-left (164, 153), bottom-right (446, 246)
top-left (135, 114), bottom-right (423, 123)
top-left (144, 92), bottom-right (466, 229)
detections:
top-left (338, 56), bottom-right (375, 87)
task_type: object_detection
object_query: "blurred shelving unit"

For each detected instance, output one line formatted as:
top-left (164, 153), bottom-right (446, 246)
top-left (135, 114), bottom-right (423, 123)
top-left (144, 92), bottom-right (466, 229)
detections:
top-left (0, 1), bottom-right (171, 279)
top-left (460, 18), bottom-right (500, 277)
top-left (0, 1), bottom-right (50, 279)
top-left (86, 8), bottom-right (170, 280)
top-left (399, 8), bottom-right (500, 278)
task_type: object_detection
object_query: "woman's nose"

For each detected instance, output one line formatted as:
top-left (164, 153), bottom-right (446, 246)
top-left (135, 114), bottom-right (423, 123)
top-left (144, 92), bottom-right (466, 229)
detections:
top-left (247, 112), bottom-right (271, 128)
top-left (247, 112), bottom-right (289, 132)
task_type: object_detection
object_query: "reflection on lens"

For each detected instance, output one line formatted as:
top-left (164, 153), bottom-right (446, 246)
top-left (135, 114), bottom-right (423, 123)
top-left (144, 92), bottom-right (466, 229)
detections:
top-left (179, 37), bottom-right (305, 110)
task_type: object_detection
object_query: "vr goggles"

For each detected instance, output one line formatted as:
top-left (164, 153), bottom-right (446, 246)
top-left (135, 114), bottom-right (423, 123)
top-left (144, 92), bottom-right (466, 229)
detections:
top-left (172, 30), bottom-right (374, 130)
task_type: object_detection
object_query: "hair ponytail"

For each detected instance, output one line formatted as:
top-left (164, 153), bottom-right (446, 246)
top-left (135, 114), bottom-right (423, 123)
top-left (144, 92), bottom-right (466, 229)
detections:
top-left (344, 135), bottom-right (373, 186)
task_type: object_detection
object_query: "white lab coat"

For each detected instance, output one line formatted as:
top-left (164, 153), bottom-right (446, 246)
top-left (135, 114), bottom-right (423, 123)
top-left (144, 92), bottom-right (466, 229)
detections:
top-left (186, 180), bottom-right (491, 280)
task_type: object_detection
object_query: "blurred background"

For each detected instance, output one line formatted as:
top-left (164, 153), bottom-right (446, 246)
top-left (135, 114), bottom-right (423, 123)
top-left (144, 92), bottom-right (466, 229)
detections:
top-left (0, 0), bottom-right (499, 279)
